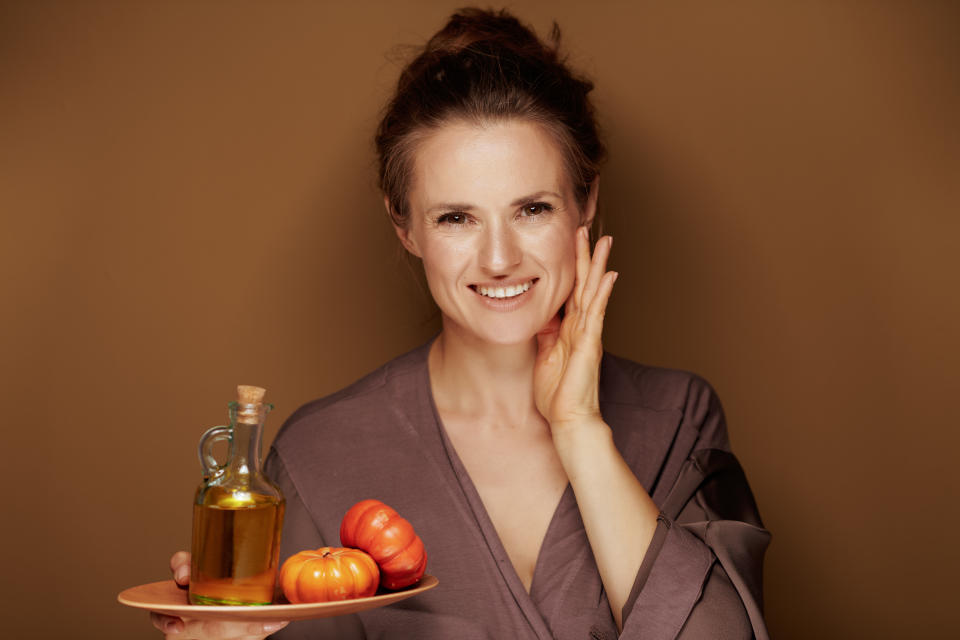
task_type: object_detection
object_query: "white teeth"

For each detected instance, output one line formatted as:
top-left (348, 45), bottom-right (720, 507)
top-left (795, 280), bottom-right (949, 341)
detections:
top-left (477, 281), bottom-right (533, 299)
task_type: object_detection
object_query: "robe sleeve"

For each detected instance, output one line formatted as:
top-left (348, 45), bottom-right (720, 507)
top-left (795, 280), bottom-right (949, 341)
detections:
top-left (263, 447), bottom-right (367, 640)
top-left (619, 380), bottom-right (771, 640)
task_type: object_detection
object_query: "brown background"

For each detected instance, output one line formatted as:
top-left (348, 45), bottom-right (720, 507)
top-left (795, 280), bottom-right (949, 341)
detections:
top-left (1, 0), bottom-right (957, 637)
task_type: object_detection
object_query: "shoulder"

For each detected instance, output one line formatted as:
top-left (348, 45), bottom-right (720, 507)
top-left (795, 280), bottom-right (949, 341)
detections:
top-left (600, 351), bottom-right (730, 453)
top-left (272, 340), bottom-right (431, 450)
top-left (600, 351), bottom-right (720, 414)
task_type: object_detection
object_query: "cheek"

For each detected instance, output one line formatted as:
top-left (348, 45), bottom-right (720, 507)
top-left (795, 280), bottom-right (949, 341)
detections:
top-left (550, 228), bottom-right (578, 278)
top-left (556, 247), bottom-right (577, 296)
top-left (531, 227), bottom-right (578, 300)
top-left (420, 240), bottom-right (469, 287)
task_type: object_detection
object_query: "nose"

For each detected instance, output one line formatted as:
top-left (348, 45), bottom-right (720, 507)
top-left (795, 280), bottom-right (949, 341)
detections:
top-left (477, 221), bottom-right (522, 275)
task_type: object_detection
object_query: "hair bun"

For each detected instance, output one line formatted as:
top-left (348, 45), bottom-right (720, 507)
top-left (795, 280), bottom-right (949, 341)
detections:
top-left (424, 8), bottom-right (559, 61)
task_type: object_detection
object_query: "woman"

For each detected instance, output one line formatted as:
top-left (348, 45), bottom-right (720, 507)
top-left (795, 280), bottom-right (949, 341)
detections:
top-left (153, 8), bottom-right (769, 639)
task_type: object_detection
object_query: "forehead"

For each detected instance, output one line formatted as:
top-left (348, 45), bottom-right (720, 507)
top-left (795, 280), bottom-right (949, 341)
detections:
top-left (409, 119), bottom-right (569, 208)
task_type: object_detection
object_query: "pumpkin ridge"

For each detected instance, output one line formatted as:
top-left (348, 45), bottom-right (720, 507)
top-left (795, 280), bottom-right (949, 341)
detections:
top-left (374, 520), bottom-right (415, 564)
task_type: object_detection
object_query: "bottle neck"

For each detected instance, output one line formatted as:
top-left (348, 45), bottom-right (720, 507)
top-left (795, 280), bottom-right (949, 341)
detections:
top-left (227, 418), bottom-right (263, 476)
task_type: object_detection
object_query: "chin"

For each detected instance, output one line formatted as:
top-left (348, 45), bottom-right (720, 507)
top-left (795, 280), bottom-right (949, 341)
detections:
top-left (468, 315), bottom-right (548, 346)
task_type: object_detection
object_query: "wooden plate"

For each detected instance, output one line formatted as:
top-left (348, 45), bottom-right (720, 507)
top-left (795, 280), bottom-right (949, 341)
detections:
top-left (118, 576), bottom-right (438, 621)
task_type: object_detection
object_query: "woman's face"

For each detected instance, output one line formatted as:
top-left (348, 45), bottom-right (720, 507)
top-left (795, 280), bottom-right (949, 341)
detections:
top-left (395, 119), bottom-right (595, 346)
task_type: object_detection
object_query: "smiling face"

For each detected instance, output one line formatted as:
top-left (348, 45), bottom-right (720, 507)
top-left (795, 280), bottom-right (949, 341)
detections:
top-left (394, 119), bottom-right (595, 346)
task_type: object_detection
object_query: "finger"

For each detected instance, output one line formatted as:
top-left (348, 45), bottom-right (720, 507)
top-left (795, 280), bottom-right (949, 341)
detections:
top-left (579, 237), bottom-right (613, 331)
top-left (182, 617), bottom-right (289, 639)
top-left (583, 271), bottom-right (618, 338)
top-left (580, 236), bottom-right (612, 310)
top-left (572, 226), bottom-right (591, 312)
top-left (170, 551), bottom-right (190, 585)
top-left (150, 612), bottom-right (183, 635)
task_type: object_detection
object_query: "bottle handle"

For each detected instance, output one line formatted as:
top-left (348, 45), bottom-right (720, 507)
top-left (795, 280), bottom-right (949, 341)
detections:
top-left (198, 425), bottom-right (232, 478)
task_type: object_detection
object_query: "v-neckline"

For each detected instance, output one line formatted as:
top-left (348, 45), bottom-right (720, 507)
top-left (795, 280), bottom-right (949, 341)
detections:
top-left (420, 346), bottom-right (571, 639)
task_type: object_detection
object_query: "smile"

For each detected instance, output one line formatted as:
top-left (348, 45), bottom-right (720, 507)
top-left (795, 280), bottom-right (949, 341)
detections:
top-left (470, 278), bottom-right (538, 299)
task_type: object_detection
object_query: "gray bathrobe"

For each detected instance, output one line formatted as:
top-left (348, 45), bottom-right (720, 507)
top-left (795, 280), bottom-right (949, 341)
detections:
top-left (265, 340), bottom-right (770, 639)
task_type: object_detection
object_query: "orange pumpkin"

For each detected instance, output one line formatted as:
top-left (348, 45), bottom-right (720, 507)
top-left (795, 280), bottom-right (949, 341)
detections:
top-left (340, 499), bottom-right (427, 590)
top-left (280, 547), bottom-right (380, 603)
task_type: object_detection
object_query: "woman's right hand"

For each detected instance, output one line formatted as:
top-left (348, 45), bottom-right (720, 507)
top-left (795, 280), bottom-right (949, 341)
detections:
top-left (149, 551), bottom-right (289, 639)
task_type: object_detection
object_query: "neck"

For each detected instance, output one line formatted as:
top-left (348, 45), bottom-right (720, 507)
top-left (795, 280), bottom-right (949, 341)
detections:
top-left (429, 325), bottom-right (540, 429)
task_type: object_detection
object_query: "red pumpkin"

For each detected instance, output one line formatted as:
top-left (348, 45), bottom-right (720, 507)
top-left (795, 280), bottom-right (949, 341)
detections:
top-left (280, 547), bottom-right (379, 603)
top-left (340, 499), bottom-right (427, 590)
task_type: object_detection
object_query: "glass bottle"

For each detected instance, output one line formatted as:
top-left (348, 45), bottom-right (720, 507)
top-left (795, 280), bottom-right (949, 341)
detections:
top-left (189, 385), bottom-right (285, 605)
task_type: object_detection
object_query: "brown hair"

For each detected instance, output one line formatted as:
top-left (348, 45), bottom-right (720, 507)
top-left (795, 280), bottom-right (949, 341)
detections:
top-left (375, 7), bottom-right (606, 228)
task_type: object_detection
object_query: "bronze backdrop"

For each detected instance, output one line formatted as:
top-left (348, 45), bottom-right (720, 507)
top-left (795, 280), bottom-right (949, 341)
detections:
top-left (1, 1), bottom-right (957, 638)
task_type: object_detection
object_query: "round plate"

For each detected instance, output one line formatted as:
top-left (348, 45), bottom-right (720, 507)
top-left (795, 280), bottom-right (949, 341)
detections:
top-left (118, 576), bottom-right (438, 621)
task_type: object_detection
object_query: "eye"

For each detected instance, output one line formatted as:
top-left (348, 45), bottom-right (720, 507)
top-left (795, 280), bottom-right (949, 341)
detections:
top-left (519, 202), bottom-right (554, 217)
top-left (437, 212), bottom-right (468, 225)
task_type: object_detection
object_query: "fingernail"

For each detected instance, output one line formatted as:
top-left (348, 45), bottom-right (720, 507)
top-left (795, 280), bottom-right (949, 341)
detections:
top-left (164, 619), bottom-right (182, 634)
top-left (263, 622), bottom-right (289, 632)
top-left (607, 235), bottom-right (614, 248)
top-left (175, 567), bottom-right (189, 583)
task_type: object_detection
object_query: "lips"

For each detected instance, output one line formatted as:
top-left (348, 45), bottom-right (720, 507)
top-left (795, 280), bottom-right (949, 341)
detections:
top-left (469, 278), bottom-right (538, 299)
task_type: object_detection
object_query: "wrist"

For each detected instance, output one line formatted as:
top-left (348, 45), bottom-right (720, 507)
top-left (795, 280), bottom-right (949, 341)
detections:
top-left (550, 416), bottom-right (612, 466)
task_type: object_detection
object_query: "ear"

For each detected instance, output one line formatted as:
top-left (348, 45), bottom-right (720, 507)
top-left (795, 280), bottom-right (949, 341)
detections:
top-left (386, 195), bottom-right (422, 257)
top-left (580, 175), bottom-right (600, 229)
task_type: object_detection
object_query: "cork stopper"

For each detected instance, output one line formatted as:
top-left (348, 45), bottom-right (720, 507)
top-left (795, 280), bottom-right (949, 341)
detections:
top-left (237, 385), bottom-right (266, 405)
top-left (236, 385), bottom-right (266, 424)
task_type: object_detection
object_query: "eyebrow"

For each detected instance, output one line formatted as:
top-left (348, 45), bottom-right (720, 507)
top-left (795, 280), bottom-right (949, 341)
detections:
top-left (425, 190), bottom-right (564, 214)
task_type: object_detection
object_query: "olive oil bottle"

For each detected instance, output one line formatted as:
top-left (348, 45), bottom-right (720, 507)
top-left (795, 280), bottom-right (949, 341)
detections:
top-left (189, 385), bottom-right (285, 605)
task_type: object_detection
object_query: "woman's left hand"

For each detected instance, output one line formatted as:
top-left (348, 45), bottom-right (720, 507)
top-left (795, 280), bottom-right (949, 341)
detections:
top-left (534, 227), bottom-right (617, 431)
